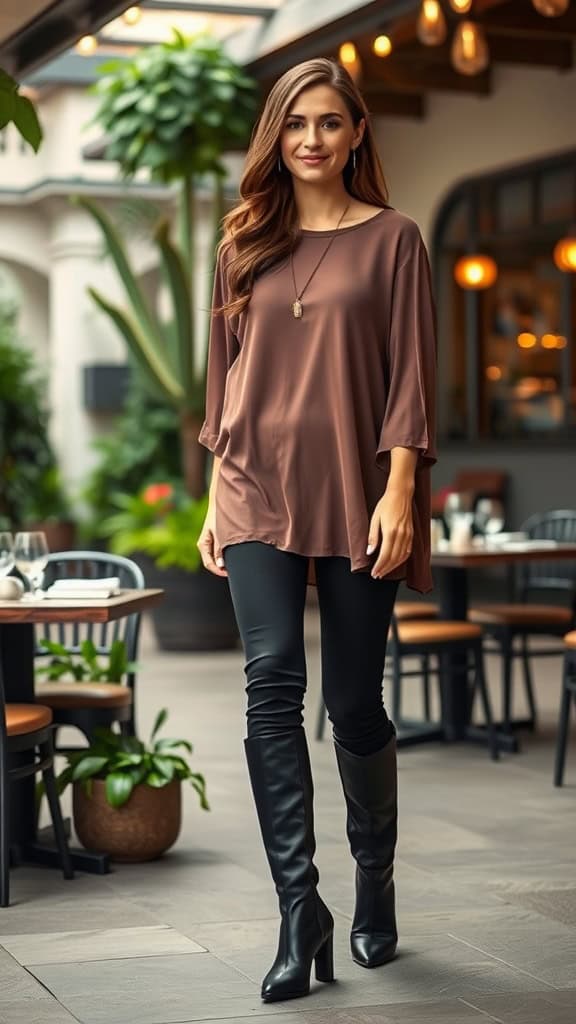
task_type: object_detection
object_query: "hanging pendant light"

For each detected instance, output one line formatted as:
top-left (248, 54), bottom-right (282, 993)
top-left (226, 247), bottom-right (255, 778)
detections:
top-left (454, 254), bottom-right (498, 290)
top-left (553, 237), bottom-right (576, 272)
top-left (531, 0), bottom-right (569, 16)
top-left (451, 21), bottom-right (490, 75)
top-left (416, 0), bottom-right (448, 46)
top-left (373, 35), bottom-right (393, 58)
top-left (449, 0), bottom-right (473, 11)
top-left (339, 41), bottom-right (362, 82)
top-left (122, 7), bottom-right (142, 26)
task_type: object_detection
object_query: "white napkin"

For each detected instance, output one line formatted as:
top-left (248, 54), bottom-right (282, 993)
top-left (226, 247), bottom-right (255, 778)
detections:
top-left (45, 576), bottom-right (121, 599)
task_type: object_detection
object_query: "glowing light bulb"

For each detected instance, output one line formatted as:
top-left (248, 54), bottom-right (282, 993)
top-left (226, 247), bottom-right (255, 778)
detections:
top-left (531, 0), bottom-right (569, 16)
top-left (76, 35), bottom-right (98, 55)
top-left (451, 21), bottom-right (490, 75)
top-left (454, 254), bottom-right (498, 289)
top-left (553, 237), bottom-right (576, 272)
top-left (517, 333), bottom-right (537, 349)
top-left (417, 0), bottom-right (448, 46)
top-left (449, 0), bottom-right (473, 10)
top-left (122, 7), bottom-right (142, 26)
top-left (373, 35), bottom-right (393, 58)
top-left (339, 42), bottom-right (358, 65)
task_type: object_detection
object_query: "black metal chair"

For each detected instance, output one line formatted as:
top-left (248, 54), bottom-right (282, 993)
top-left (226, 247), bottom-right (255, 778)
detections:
top-left (469, 511), bottom-right (576, 735)
top-left (0, 670), bottom-right (73, 906)
top-left (554, 631), bottom-right (576, 787)
top-left (34, 552), bottom-right (145, 752)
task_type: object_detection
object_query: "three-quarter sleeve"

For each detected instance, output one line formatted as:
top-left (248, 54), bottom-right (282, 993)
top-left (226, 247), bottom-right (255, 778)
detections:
top-left (197, 248), bottom-right (240, 454)
top-left (376, 229), bottom-right (438, 471)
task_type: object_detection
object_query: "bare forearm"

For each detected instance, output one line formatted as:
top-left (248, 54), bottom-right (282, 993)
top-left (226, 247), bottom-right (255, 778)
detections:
top-left (208, 454), bottom-right (222, 506)
top-left (387, 446), bottom-right (418, 495)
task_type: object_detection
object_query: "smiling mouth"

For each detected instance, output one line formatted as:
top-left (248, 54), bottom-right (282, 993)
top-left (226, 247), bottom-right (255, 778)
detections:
top-left (299, 156), bottom-right (328, 163)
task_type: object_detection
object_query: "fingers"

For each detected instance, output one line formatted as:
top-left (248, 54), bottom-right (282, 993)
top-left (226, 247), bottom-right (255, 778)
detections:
top-left (371, 525), bottom-right (413, 579)
top-left (197, 529), bottom-right (228, 577)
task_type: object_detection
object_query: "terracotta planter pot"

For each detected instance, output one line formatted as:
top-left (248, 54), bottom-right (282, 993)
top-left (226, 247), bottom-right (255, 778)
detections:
top-left (73, 777), bottom-right (181, 862)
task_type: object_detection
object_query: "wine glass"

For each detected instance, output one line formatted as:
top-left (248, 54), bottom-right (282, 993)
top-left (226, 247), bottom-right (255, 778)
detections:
top-left (475, 498), bottom-right (505, 537)
top-left (0, 532), bottom-right (15, 578)
top-left (443, 491), bottom-right (474, 536)
top-left (14, 531), bottom-right (49, 600)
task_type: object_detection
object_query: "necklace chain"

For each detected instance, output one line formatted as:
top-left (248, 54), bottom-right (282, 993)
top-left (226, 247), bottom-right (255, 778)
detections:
top-left (290, 201), bottom-right (351, 319)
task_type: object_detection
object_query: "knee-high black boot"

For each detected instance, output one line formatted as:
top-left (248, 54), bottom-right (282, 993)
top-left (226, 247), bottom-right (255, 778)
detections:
top-left (244, 728), bottom-right (335, 1002)
top-left (333, 731), bottom-right (398, 968)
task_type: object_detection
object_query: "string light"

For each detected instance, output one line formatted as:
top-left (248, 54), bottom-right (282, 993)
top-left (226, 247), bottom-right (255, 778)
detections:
top-left (76, 35), bottom-right (98, 55)
top-left (451, 21), bottom-right (490, 75)
top-left (373, 35), bottom-right (393, 58)
top-left (416, 0), bottom-right (448, 46)
top-left (454, 254), bottom-right (498, 289)
top-left (122, 7), bottom-right (142, 26)
top-left (449, 0), bottom-right (473, 10)
top-left (531, 0), bottom-right (570, 16)
top-left (553, 237), bottom-right (576, 272)
top-left (339, 42), bottom-right (358, 65)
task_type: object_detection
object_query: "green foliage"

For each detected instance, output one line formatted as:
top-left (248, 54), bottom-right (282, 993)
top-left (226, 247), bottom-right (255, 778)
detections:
top-left (98, 484), bottom-right (209, 572)
top-left (39, 709), bottom-right (210, 810)
top-left (80, 379), bottom-right (181, 542)
top-left (36, 638), bottom-right (136, 683)
top-left (89, 30), bottom-right (257, 182)
top-left (0, 298), bottom-right (71, 529)
top-left (0, 68), bottom-right (42, 151)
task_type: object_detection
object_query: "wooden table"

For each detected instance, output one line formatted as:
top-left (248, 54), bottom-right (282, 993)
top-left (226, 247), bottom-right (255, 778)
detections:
top-left (430, 542), bottom-right (576, 750)
top-left (0, 589), bottom-right (164, 874)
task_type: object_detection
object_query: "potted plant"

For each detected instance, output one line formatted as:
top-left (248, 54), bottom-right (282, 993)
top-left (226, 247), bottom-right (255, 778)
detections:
top-left (98, 483), bottom-right (239, 651)
top-left (0, 67), bottom-right (42, 151)
top-left (74, 30), bottom-right (257, 649)
top-left (35, 638), bottom-right (136, 683)
top-left (44, 709), bottom-right (210, 862)
top-left (0, 296), bottom-right (75, 546)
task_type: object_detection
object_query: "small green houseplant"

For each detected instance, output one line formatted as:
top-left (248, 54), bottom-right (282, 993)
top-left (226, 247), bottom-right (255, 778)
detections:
top-left (36, 638), bottom-right (136, 683)
top-left (47, 709), bottom-right (210, 862)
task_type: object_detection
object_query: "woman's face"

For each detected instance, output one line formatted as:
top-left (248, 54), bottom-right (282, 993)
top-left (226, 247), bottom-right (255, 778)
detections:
top-left (279, 83), bottom-right (364, 184)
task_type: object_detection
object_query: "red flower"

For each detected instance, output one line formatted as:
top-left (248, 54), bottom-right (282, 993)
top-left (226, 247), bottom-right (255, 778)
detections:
top-left (142, 483), bottom-right (174, 507)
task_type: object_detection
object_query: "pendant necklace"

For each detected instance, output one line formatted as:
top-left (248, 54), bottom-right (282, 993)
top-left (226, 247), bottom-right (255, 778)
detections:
top-left (290, 201), bottom-right (351, 319)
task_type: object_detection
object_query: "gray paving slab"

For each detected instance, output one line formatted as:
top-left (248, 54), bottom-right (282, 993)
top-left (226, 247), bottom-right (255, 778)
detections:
top-left (0, 924), bottom-right (205, 965)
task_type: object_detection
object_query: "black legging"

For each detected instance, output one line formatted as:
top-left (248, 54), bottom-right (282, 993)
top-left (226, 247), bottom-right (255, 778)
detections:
top-left (223, 541), bottom-right (399, 756)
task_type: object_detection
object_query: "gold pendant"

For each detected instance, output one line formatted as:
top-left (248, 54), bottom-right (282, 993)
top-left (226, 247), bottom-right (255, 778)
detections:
top-left (292, 300), bottom-right (303, 319)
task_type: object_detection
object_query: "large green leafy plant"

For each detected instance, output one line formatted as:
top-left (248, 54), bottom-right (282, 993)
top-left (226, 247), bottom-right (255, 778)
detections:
top-left (36, 639), bottom-right (136, 683)
top-left (44, 708), bottom-right (210, 810)
top-left (0, 297), bottom-right (71, 529)
top-left (0, 68), bottom-right (42, 150)
top-left (77, 30), bottom-right (257, 503)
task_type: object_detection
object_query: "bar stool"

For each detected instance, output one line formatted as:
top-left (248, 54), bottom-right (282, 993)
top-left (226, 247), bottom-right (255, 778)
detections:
top-left (554, 631), bottom-right (576, 787)
top-left (388, 618), bottom-right (499, 760)
top-left (0, 698), bottom-right (74, 907)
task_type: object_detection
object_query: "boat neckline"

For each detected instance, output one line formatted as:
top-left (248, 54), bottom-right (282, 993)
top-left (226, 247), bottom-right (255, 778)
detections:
top-left (298, 207), bottom-right (388, 236)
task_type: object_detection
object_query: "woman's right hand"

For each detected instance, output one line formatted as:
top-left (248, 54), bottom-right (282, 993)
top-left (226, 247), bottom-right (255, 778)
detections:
top-left (197, 507), bottom-right (228, 577)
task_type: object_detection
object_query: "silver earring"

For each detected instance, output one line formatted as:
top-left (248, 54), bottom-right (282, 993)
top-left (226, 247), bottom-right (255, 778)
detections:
top-left (352, 148), bottom-right (357, 171)
top-left (277, 156), bottom-right (282, 172)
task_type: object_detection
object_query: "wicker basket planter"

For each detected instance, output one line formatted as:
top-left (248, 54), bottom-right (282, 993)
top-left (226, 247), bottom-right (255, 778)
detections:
top-left (73, 777), bottom-right (181, 862)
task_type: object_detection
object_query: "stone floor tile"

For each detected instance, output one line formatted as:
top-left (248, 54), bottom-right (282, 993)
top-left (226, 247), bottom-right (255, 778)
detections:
top-left (0, 924), bottom-right (205, 965)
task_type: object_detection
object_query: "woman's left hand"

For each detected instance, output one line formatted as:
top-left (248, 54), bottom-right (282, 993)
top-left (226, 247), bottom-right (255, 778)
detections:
top-left (367, 485), bottom-right (414, 579)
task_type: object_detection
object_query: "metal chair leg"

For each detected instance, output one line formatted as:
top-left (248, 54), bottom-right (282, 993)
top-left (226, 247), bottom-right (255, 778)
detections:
top-left (474, 645), bottom-right (499, 761)
top-left (421, 655), bottom-right (431, 721)
top-left (0, 759), bottom-right (10, 907)
top-left (40, 740), bottom-right (74, 881)
top-left (520, 635), bottom-right (538, 731)
top-left (502, 637), bottom-right (513, 733)
top-left (391, 647), bottom-right (402, 725)
top-left (554, 657), bottom-right (573, 787)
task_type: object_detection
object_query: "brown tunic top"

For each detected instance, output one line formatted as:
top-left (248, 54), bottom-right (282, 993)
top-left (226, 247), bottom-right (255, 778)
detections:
top-left (198, 205), bottom-right (438, 592)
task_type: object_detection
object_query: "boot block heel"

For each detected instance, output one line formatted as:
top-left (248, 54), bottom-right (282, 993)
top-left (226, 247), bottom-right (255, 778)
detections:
top-left (314, 931), bottom-right (334, 983)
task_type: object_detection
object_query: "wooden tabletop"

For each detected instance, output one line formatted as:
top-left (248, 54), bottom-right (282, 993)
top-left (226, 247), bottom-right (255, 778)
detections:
top-left (0, 589), bottom-right (164, 624)
top-left (431, 542), bottom-right (576, 569)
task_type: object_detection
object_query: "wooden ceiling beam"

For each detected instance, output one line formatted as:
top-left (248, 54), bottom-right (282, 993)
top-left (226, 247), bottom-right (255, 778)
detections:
top-left (478, 4), bottom-right (576, 38)
top-left (487, 34), bottom-right (573, 68)
top-left (360, 51), bottom-right (492, 95)
top-left (362, 88), bottom-right (426, 119)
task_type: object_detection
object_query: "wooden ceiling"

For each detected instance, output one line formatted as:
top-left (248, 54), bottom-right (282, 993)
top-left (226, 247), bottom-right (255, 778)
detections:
top-left (259, 0), bottom-right (576, 120)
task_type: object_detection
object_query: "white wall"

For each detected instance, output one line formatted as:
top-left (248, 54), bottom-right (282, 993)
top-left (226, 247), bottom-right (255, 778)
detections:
top-left (375, 64), bottom-right (576, 246)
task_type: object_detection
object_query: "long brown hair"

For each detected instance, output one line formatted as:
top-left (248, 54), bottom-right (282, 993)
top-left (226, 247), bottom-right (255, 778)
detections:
top-left (216, 57), bottom-right (389, 318)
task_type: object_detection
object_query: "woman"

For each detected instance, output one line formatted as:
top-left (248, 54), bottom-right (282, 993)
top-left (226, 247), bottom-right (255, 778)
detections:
top-left (197, 57), bottom-right (437, 1004)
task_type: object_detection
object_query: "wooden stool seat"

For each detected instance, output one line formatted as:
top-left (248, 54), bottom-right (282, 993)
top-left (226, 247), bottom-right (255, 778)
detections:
top-left (469, 604), bottom-right (572, 627)
top-left (394, 601), bottom-right (438, 621)
top-left (6, 703), bottom-right (53, 737)
top-left (564, 631), bottom-right (576, 650)
top-left (394, 621), bottom-right (482, 646)
top-left (35, 682), bottom-right (132, 710)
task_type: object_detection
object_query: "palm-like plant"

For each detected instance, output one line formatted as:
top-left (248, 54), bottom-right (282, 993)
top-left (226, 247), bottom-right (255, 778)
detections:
top-left (77, 30), bottom-right (258, 498)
